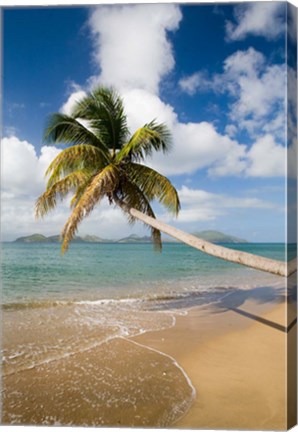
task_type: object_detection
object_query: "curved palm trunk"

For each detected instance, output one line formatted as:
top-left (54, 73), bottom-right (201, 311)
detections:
top-left (114, 196), bottom-right (295, 277)
top-left (130, 208), bottom-right (296, 277)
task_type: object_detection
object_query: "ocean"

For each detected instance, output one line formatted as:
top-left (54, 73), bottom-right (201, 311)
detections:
top-left (1, 242), bottom-right (287, 426)
top-left (2, 242), bottom-right (286, 306)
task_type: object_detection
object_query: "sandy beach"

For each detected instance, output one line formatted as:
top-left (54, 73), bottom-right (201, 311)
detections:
top-left (3, 280), bottom-right (296, 429)
top-left (134, 290), bottom-right (295, 430)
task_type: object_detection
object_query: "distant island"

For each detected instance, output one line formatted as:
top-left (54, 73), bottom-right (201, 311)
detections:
top-left (14, 234), bottom-right (110, 244)
top-left (117, 234), bottom-right (153, 243)
top-left (13, 231), bottom-right (247, 244)
top-left (192, 230), bottom-right (247, 244)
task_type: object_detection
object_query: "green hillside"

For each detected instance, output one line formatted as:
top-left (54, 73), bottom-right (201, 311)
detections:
top-left (14, 230), bottom-right (247, 244)
top-left (14, 234), bottom-right (48, 243)
top-left (192, 230), bottom-right (247, 244)
top-left (117, 234), bottom-right (152, 243)
top-left (14, 234), bottom-right (108, 243)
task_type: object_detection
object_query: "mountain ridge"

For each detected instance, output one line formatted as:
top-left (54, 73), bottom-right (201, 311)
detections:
top-left (14, 234), bottom-right (109, 244)
top-left (14, 231), bottom-right (248, 244)
top-left (192, 230), bottom-right (247, 244)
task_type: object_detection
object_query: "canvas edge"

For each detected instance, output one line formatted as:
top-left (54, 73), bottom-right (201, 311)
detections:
top-left (286, 1), bottom-right (297, 429)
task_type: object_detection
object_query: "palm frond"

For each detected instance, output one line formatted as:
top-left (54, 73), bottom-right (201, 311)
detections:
top-left (38, 85), bottom-right (180, 253)
top-left (70, 180), bottom-right (92, 209)
top-left (127, 163), bottom-right (180, 215)
top-left (115, 180), bottom-right (162, 251)
top-left (117, 121), bottom-right (172, 162)
top-left (61, 164), bottom-right (119, 253)
top-left (45, 144), bottom-right (109, 189)
top-left (71, 87), bottom-right (129, 152)
top-left (44, 113), bottom-right (110, 156)
top-left (35, 169), bottom-right (93, 219)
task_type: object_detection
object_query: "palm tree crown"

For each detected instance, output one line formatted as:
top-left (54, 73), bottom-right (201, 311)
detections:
top-left (36, 87), bottom-right (180, 253)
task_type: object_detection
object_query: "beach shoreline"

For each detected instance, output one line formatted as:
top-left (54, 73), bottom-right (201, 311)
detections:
top-left (2, 281), bottom-right (293, 429)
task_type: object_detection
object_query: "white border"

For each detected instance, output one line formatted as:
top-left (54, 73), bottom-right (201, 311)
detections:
top-left (1, 1), bottom-right (297, 432)
top-left (0, 0), bottom-right (297, 6)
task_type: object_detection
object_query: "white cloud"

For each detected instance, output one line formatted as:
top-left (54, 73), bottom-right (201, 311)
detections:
top-left (178, 70), bottom-right (221, 96)
top-left (0, 134), bottom-right (282, 241)
top-left (226, 52), bottom-right (285, 133)
top-left (178, 72), bottom-right (213, 96)
top-left (60, 90), bottom-right (87, 115)
top-left (59, 8), bottom-right (286, 180)
top-left (122, 88), bottom-right (284, 179)
top-left (1, 191), bottom-right (146, 242)
top-left (226, 2), bottom-right (285, 41)
top-left (1, 136), bottom-right (61, 196)
top-left (179, 47), bottom-right (267, 100)
top-left (1, 194), bottom-right (66, 241)
top-left (246, 135), bottom-right (286, 177)
top-left (178, 73), bottom-right (201, 96)
top-left (162, 185), bottom-right (277, 223)
top-left (1, 136), bottom-right (61, 240)
top-left (0, 136), bottom-right (148, 241)
top-left (223, 47), bottom-right (265, 77)
top-left (88, 4), bottom-right (182, 94)
top-left (153, 120), bottom-right (247, 177)
top-left (225, 124), bottom-right (237, 137)
top-left (120, 88), bottom-right (247, 177)
top-left (179, 185), bottom-right (276, 209)
top-left (180, 48), bottom-right (286, 139)
top-left (122, 88), bottom-right (177, 132)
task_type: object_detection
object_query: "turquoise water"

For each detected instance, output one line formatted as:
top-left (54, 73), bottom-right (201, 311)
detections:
top-left (2, 242), bottom-right (287, 306)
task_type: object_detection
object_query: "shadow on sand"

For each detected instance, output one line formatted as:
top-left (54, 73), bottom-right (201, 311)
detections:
top-left (145, 283), bottom-right (297, 334)
top-left (210, 285), bottom-right (297, 333)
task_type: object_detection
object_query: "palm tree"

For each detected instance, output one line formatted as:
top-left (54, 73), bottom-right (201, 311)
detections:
top-left (36, 87), bottom-right (180, 254)
top-left (36, 87), bottom-right (295, 278)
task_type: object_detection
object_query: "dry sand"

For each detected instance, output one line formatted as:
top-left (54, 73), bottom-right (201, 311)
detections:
top-left (134, 294), bottom-right (295, 430)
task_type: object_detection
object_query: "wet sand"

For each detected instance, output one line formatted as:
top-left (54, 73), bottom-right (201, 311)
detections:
top-left (2, 336), bottom-right (194, 427)
top-left (134, 296), bottom-right (292, 430)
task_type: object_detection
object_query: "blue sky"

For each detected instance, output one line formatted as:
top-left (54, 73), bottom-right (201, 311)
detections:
top-left (2, 2), bottom-right (294, 242)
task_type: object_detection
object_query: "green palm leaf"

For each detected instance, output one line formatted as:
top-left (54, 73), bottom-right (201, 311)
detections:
top-left (116, 121), bottom-right (172, 162)
top-left (44, 113), bottom-right (110, 156)
top-left (127, 163), bottom-right (180, 215)
top-left (45, 144), bottom-right (109, 189)
top-left (61, 164), bottom-right (119, 253)
top-left (115, 180), bottom-right (162, 251)
top-left (35, 169), bottom-right (93, 218)
top-left (71, 87), bottom-right (129, 152)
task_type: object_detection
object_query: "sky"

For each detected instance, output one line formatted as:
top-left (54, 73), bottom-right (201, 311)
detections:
top-left (1, 2), bottom-right (296, 242)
